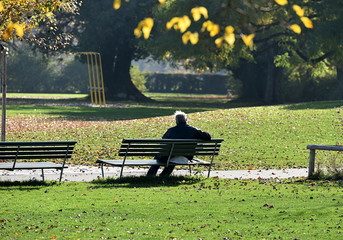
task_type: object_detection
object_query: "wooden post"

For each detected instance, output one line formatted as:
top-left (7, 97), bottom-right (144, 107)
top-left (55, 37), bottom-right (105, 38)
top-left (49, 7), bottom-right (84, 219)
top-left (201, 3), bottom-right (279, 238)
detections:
top-left (0, 45), bottom-right (8, 142)
top-left (308, 149), bottom-right (316, 178)
top-left (78, 52), bottom-right (106, 106)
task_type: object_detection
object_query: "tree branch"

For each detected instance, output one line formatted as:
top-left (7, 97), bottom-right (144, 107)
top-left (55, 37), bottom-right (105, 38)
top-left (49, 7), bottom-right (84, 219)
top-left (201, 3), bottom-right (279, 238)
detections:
top-left (254, 32), bottom-right (292, 44)
top-left (295, 50), bottom-right (334, 63)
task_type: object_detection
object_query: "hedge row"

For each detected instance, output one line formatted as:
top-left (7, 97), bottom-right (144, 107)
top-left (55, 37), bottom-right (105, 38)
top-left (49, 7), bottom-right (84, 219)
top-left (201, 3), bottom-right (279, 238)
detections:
top-left (144, 73), bottom-right (229, 94)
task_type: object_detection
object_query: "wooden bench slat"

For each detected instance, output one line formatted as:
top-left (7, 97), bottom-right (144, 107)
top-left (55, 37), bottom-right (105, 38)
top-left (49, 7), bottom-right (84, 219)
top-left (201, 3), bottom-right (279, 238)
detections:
top-left (119, 153), bottom-right (173, 157)
top-left (118, 150), bottom-right (220, 156)
top-left (0, 146), bottom-right (75, 151)
top-left (0, 162), bottom-right (67, 170)
top-left (96, 159), bottom-right (212, 166)
top-left (122, 139), bottom-right (222, 143)
top-left (0, 150), bottom-right (72, 157)
top-left (0, 141), bottom-right (77, 146)
top-left (307, 145), bottom-right (343, 151)
top-left (0, 155), bottom-right (73, 160)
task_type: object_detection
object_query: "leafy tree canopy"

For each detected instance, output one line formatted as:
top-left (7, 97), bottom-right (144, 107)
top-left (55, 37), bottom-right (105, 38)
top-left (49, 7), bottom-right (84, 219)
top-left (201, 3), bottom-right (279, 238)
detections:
top-left (0, 0), bottom-right (78, 42)
top-left (115, 0), bottom-right (313, 49)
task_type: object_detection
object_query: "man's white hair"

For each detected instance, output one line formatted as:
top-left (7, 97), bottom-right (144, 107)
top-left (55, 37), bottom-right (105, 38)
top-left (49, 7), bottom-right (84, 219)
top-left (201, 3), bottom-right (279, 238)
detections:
top-left (174, 111), bottom-right (187, 124)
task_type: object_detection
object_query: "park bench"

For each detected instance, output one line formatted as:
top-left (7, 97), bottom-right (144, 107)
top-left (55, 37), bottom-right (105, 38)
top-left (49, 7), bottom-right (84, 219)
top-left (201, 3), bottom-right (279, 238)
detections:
top-left (0, 141), bottom-right (77, 181)
top-left (96, 138), bottom-right (223, 178)
top-left (306, 144), bottom-right (343, 178)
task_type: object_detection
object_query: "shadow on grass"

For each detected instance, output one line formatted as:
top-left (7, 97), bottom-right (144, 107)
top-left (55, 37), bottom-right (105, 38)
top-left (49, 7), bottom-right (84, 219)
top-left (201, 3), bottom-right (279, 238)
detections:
top-left (0, 180), bottom-right (58, 189)
top-left (91, 175), bottom-right (203, 188)
top-left (7, 105), bottom-right (212, 121)
top-left (7, 101), bottom-right (269, 121)
top-left (282, 100), bottom-right (343, 110)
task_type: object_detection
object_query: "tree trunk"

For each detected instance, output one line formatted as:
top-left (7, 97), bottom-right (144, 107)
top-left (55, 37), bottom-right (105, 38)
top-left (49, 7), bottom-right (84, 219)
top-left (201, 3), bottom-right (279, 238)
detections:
top-left (333, 66), bottom-right (343, 99)
top-left (102, 44), bottom-right (151, 101)
top-left (337, 66), bottom-right (343, 85)
top-left (234, 60), bottom-right (261, 101)
top-left (264, 46), bottom-right (283, 104)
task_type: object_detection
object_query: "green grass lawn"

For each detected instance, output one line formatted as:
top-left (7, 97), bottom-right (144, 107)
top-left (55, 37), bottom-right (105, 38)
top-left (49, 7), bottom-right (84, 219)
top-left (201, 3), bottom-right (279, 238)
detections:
top-left (0, 94), bottom-right (342, 239)
top-left (0, 177), bottom-right (341, 239)
top-left (3, 95), bottom-right (342, 170)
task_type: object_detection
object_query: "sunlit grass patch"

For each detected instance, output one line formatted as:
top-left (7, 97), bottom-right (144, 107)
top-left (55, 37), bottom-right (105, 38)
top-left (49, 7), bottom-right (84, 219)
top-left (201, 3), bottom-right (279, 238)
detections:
top-left (7, 93), bottom-right (88, 99)
top-left (0, 178), bottom-right (341, 239)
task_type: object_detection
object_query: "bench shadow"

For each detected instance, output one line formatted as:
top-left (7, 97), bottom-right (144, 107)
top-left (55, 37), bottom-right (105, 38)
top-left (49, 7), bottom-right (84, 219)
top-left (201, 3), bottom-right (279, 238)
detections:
top-left (90, 175), bottom-right (203, 189)
top-left (0, 180), bottom-right (57, 190)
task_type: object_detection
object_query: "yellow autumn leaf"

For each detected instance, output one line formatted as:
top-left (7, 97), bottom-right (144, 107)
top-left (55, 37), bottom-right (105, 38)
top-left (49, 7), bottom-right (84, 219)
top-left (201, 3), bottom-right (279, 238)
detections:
top-left (201, 20), bottom-right (211, 31)
top-left (224, 33), bottom-right (235, 46)
top-left (182, 31), bottom-right (199, 45)
top-left (189, 33), bottom-right (199, 44)
top-left (201, 21), bottom-right (219, 37)
top-left (225, 25), bottom-right (234, 35)
top-left (158, 0), bottom-right (166, 3)
top-left (209, 24), bottom-right (220, 37)
top-left (181, 32), bottom-right (190, 44)
top-left (290, 24), bottom-right (301, 34)
top-left (166, 17), bottom-right (180, 30)
top-left (13, 23), bottom-right (25, 37)
top-left (6, 22), bottom-right (14, 32)
top-left (0, 2), bottom-right (4, 11)
top-left (178, 15), bottom-right (191, 33)
top-left (274, 0), bottom-right (288, 6)
top-left (134, 18), bottom-right (154, 39)
top-left (142, 18), bottom-right (154, 39)
top-left (45, 12), bottom-right (54, 18)
top-left (242, 33), bottom-right (255, 48)
top-left (2, 32), bottom-right (10, 40)
top-left (301, 17), bottom-right (313, 28)
top-left (191, 7), bottom-right (208, 21)
top-left (215, 37), bottom-right (224, 48)
top-left (134, 28), bottom-right (141, 38)
top-left (292, 5), bottom-right (304, 17)
top-left (113, 0), bottom-right (121, 10)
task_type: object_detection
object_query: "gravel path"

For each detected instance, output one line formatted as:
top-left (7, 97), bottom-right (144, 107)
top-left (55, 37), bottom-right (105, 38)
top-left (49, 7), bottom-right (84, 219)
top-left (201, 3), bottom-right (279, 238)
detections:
top-left (0, 165), bottom-right (308, 182)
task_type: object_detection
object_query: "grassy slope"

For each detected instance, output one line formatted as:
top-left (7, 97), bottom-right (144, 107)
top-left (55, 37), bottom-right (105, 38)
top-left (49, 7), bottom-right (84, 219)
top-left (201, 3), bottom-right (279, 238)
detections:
top-left (4, 98), bottom-right (342, 170)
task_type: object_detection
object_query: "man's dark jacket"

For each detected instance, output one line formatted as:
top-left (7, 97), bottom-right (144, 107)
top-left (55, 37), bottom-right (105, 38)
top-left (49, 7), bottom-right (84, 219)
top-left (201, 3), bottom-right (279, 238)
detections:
top-left (157, 123), bottom-right (211, 161)
top-left (162, 123), bottom-right (211, 140)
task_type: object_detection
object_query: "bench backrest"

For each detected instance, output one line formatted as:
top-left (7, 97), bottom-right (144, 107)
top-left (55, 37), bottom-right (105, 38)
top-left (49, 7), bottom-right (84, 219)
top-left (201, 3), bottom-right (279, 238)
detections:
top-left (118, 139), bottom-right (223, 158)
top-left (307, 144), bottom-right (343, 151)
top-left (0, 141), bottom-right (77, 161)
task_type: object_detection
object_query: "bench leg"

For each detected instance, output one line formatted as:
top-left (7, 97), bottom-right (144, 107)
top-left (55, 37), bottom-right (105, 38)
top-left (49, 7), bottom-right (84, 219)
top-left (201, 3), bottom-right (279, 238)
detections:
top-left (59, 168), bottom-right (64, 182)
top-left (41, 169), bottom-right (45, 181)
top-left (188, 165), bottom-right (192, 175)
top-left (100, 164), bottom-right (105, 178)
top-left (120, 165), bottom-right (124, 178)
top-left (308, 149), bottom-right (316, 178)
top-left (207, 165), bottom-right (212, 178)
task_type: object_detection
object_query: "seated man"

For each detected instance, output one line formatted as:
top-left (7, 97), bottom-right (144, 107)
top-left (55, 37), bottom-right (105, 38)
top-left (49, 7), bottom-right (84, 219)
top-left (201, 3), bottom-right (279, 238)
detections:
top-left (147, 111), bottom-right (211, 176)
